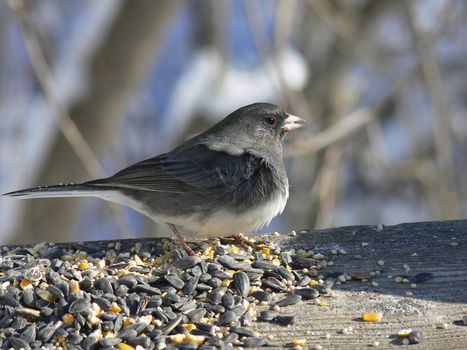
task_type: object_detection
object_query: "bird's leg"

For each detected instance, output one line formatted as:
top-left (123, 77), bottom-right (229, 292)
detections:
top-left (169, 223), bottom-right (195, 256)
top-left (222, 233), bottom-right (260, 251)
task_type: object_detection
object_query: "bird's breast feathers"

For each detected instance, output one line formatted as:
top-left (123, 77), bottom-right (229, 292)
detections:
top-left (166, 187), bottom-right (289, 237)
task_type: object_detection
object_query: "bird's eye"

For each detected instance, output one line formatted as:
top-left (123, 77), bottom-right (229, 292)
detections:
top-left (263, 116), bottom-right (276, 126)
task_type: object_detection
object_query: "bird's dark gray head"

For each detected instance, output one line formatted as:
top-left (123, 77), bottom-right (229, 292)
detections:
top-left (199, 103), bottom-right (304, 159)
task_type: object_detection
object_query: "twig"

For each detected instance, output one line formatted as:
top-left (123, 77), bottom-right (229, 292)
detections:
top-left (402, 2), bottom-right (460, 219)
top-left (285, 107), bottom-right (374, 157)
top-left (7, 0), bottom-right (105, 178)
top-left (305, 0), bottom-right (355, 42)
top-left (311, 146), bottom-right (342, 228)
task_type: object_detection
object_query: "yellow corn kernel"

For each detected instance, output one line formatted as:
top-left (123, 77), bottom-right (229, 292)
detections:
top-left (185, 334), bottom-right (205, 345)
top-left (362, 312), bottom-right (383, 322)
top-left (139, 315), bottom-right (152, 325)
top-left (62, 313), bottom-right (75, 325)
top-left (319, 301), bottom-right (328, 307)
top-left (88, 314), bottom-right (101, 325)
top-left (20, 279), bottom-right (33, 290)
top-left (207, 250), bottom-right (215, 259)
top-left (70, 280), bottom-right (80, 294)
top-left (170, 334), bottom-right (186, 343)
top-left (122, 318), bottom-right (132, 328)
top-left (271, 258), bottom-right (281, 266)
top-left (199, 317), bottom-right (213, 324)
top-left (118, 344), bottom-right (135, 350)
top-left (182, 323), bottom-right (197, 332)
top-left (248, 286), bottom-right (259, 295)
top-left (262, 247), bottom-right (270, 256)
top-left (229, 245), bottom-right (239, 254)
top-left (293, 338), bottom-right (306, 346)
top-left (161, 292), bottom-right (167, 298)
top-left (309, 280), bottom-right (319, 286)
top-left (78, 260), bottom-right (90, 269)
top-left (110, 302), bottom-right (121, 313)
top-left (221, 279), bottom-right (232, 287)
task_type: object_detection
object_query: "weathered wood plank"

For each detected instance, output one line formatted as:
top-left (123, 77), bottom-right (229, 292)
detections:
top-left (254, 219), bottom-right (467, 349)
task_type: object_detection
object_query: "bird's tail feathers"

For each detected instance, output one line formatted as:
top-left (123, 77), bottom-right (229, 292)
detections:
top-left (2, 183), bottom-right (111, 199)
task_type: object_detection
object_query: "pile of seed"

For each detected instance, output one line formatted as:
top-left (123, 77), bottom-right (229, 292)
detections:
top-left (0, 236), bottom-right (335, 350)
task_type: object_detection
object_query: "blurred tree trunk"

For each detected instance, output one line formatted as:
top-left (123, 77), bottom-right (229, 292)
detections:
top-left (9, 0), bottom-right (183, 244)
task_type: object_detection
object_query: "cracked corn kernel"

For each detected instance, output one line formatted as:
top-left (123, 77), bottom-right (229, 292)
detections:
top-left (185, 334), bottom-right (205, 345)
top-left (118, 344), bottom-right (135, 350)
top-left (363, 312), bottom-right (383, 322)
top-left (182, 323), bottom-right (197, 332)
top-left (111, 302), bottom-right (121, 313)
top-left (78, 260), bottom-right (90, 269)
top-left (88, 314), bottom-right (101, 325)
top-left (199, 317), bottom-right (214, 324)
top-left (20, 279), bottom-right (33, 290)
top-left (62, 313), bottom-right (75, 324)
top-left (272, 258), bottom-right (281, 266)
top-left (319, 301), bottom-right (328, 307)
top-left (293, 339), bottom-right (306, 346)
top-left (262, 247), bottom-right (270, 256)
top-left (70, 280), bottom-right (80, 293)
top-left (221, 279), bottom-right (232, 287)
top-left (170, 334), bottom-right (186, 343)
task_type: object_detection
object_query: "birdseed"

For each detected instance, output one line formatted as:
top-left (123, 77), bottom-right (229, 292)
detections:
top-left (0, 237), bottom-right (347, 349)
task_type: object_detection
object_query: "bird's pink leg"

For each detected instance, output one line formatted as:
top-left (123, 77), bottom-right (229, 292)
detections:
top-left (169, 223), bottom-right (195, 256)
top-left (222, 233), bottom-right (260, 251)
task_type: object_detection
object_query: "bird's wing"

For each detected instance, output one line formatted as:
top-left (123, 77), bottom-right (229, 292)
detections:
top-left (86, 144), bottom-right (262, 193)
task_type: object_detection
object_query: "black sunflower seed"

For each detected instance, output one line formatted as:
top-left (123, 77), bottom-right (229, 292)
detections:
top-left (233, 271), bottom-right (250, 298)
top-left (262, 277), bottom-right (287, 291)
top-left (275, 294), bottom-right (301, 306)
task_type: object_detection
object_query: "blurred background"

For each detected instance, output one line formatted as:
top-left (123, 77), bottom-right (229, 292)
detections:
top-left (1, 0), bottom-right (466, 245)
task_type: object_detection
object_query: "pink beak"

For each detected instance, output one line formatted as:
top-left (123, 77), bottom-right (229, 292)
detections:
top-left (282, 113), bottom-right (305, 132)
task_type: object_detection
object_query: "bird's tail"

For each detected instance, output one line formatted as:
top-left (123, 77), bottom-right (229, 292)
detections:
top-left (2, 183), bottom-right (112, 199)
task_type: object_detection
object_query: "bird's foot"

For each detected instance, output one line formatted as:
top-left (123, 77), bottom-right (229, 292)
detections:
top-left (222, 233), bottom-right (260, 251)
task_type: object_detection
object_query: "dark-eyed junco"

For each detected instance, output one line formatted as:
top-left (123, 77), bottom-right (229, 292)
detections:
top-left (4, 103), bottom-right (304, 254)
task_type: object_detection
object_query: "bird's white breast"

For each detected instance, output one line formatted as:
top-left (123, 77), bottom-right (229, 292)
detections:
top-left (170, 188), bottom-right (289, 238)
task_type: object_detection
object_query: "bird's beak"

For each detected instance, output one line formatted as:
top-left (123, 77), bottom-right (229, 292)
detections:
top-left (282, 113), bottom-right (306, 132)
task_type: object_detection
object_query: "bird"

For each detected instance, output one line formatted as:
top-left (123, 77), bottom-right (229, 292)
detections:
top-left (3, 103), bottom-right (304, 255)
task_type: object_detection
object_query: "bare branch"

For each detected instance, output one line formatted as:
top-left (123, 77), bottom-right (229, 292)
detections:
top-left (7, 0), bottom-right (106, 179)
top-left (402, 1), bottom-right (460, 219)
